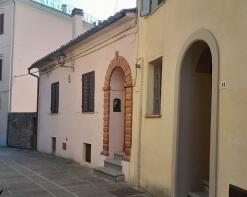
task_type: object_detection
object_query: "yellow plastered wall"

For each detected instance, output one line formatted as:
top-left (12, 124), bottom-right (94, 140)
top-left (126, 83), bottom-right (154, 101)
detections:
top-left (130, 0), bottom-right (247, 196)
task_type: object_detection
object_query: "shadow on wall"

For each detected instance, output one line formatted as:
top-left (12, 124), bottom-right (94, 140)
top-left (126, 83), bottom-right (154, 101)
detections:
top-left (7, 113), bottom-right (37, 150)
top-left (143, 184), bottom-right (171, 197)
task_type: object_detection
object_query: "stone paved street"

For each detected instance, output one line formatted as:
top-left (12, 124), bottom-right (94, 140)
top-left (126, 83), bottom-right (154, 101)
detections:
top-left (0, 148), bottom-right (151, 197)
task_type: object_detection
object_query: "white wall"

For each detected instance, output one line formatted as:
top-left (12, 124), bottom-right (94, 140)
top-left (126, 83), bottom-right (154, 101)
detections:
top-left (11, 0), bottom-right (73, 113)
top-left (0, 1), bottom-right (14, 145)
top-left (37, 19), bottom-right (136, 167)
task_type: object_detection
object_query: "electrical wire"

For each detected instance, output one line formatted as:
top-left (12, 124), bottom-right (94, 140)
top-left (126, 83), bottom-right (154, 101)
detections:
top-left (17, 24), bottom-right (136, 78)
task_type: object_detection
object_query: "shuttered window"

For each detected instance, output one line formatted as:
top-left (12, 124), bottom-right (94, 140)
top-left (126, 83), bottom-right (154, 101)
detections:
top-left (82, 71), bottom-right (95, 112)
top-left (51, 82), bottom-right (59, 114)
top-left (153, 63), bottom-right (162, 114)
top-left (140, 0), bottom-right (151, 16)
top-left (0, 14), bottom-right (4, 35)
top-left (0, 59), bottom-right (2, 81)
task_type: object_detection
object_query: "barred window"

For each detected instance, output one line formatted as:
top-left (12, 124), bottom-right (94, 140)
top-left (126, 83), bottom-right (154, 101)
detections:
top-left (147, 57), bottom-right (163, 115)
top-left (82, 71), bottom-right (95, 112)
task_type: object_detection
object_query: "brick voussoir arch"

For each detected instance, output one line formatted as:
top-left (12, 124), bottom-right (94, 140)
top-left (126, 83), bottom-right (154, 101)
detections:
top-left (101, 52), bottom-right (133, 161)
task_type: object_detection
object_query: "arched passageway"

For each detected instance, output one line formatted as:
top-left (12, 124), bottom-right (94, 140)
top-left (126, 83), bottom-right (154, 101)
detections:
top-left (177, 41), bottom-right (212, 196)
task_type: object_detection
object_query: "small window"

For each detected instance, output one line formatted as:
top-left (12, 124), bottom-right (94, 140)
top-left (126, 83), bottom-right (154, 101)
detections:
top-left (62, 142), bottom-right (66, 151)
top-left (147, 57), bottom-right (162, 115)
top-left (51, 137), bottom-right (56, 154)
top-left (113, 98), bottom-right (121, 112)
top-left (51, 82), bottom-right (59, 114)
top-left (0, 14), bottom-right (4, 35)
top-left (83, 143), bottom-right (91, 163)
top-left (82, 71), bottom-right (95, 112)
top-left (0, 59), bottom-right (2, 81)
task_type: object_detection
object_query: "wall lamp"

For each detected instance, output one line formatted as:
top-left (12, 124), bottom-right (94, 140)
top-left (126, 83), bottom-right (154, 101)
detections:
top-left (57, 52), bottom-right (74, 72)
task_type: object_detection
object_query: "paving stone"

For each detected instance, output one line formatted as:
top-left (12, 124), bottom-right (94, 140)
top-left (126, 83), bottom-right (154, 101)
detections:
top-left (0, 147), bottom-right (151, 197)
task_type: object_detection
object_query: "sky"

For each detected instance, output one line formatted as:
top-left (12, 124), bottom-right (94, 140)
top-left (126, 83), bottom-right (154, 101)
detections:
top-left (63, 0), bottom-right (136, 20)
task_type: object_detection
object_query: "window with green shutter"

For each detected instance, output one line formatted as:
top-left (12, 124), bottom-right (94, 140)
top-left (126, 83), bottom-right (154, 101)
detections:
top-left (141, 0), bottom-right (165, 16)
top-left (82, 71), bottom-right (95, 112)
top-left (51, 82), bottom-right (59, 114)
top-left (0, 14), bottom-right (4, 35)
top-left (140, 0), bottom-right (151, 16)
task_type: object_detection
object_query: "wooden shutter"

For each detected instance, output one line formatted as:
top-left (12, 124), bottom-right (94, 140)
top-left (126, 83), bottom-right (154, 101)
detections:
top-left (51, 82), bottom-right (59, 113)
top-left (55, 82), bottom-right (59, 113)
top-left (140, 0), bottom-right (151, 16)
top-left (153, 64), bottom-right (162, 114)
top-left (0, 14), bottom-right (4, 34)
top-left (82, 71), bottom-right (95, 112)
top-left (0, 59), bottom-right (2, 81)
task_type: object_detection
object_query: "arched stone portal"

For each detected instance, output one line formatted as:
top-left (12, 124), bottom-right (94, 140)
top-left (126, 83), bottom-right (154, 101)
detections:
top-left (172, 30), bottom-right (219, 197)
top-left (102, 52), bottom-right (133, 161)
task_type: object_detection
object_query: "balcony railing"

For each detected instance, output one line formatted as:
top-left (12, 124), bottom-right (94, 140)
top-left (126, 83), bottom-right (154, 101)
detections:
top-left (32, 0), bottom-right (100, 26)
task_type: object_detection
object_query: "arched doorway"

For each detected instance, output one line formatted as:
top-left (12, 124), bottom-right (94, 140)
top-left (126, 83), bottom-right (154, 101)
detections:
top-left (102, 52), bottom-right (133, 161)
top-left (176, 40), bottom-right (214, 197)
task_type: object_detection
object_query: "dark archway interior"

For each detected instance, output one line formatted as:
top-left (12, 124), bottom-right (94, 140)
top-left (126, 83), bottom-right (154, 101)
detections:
top-left (177, 41), bottom-right (212, 197)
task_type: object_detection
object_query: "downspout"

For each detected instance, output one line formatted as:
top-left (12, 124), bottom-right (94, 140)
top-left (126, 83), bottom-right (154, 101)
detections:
top-left (134, 7), bottom-right (144, 188)
top-left (7, 0), bottom-right (16, 146)
top-left (28, 68), bottom-right (39, 151)
top-left (137, 57), bottom-right (144, 188)
top-left (9, 0), bottom-right (16, 112)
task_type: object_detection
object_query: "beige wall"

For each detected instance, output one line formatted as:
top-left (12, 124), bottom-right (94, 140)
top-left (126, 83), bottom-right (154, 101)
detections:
top-left (131, 0), bottom-right (247, 196)
top-left (37, 17), bottom-right (136, 168)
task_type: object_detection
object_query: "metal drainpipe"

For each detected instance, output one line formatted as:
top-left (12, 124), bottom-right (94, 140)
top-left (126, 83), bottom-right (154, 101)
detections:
top-left (9, 0), bottom-right (16, 113)
top-left (7, 0), bottom-right (16, 146)
top-left (133, 7), bottom-right (144, 187)
top-left (28, 68), bottom-right (39, 151)
top-left (137, 57), bottom-right (144, 188)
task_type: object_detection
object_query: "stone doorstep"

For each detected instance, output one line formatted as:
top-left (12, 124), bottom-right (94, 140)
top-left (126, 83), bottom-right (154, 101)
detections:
top-left (188, 191), bottom-right (209, 197)
top-left (114, 152), bottom-right (125, 160)
top-left (104, 158), bottom-right (122, 171)
top-left (94, 166), bottom-right (124, 182)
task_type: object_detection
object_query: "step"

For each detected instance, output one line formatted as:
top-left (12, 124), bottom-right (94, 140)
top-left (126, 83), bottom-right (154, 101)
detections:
top-left (188, 191), bottom-right (209, 197)
top-left (94, 167), bottom-right (124, 182)
top-left (104, 159), bottom-right (122, 171)
top-left (114, 152), bottom-right (124, 160)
